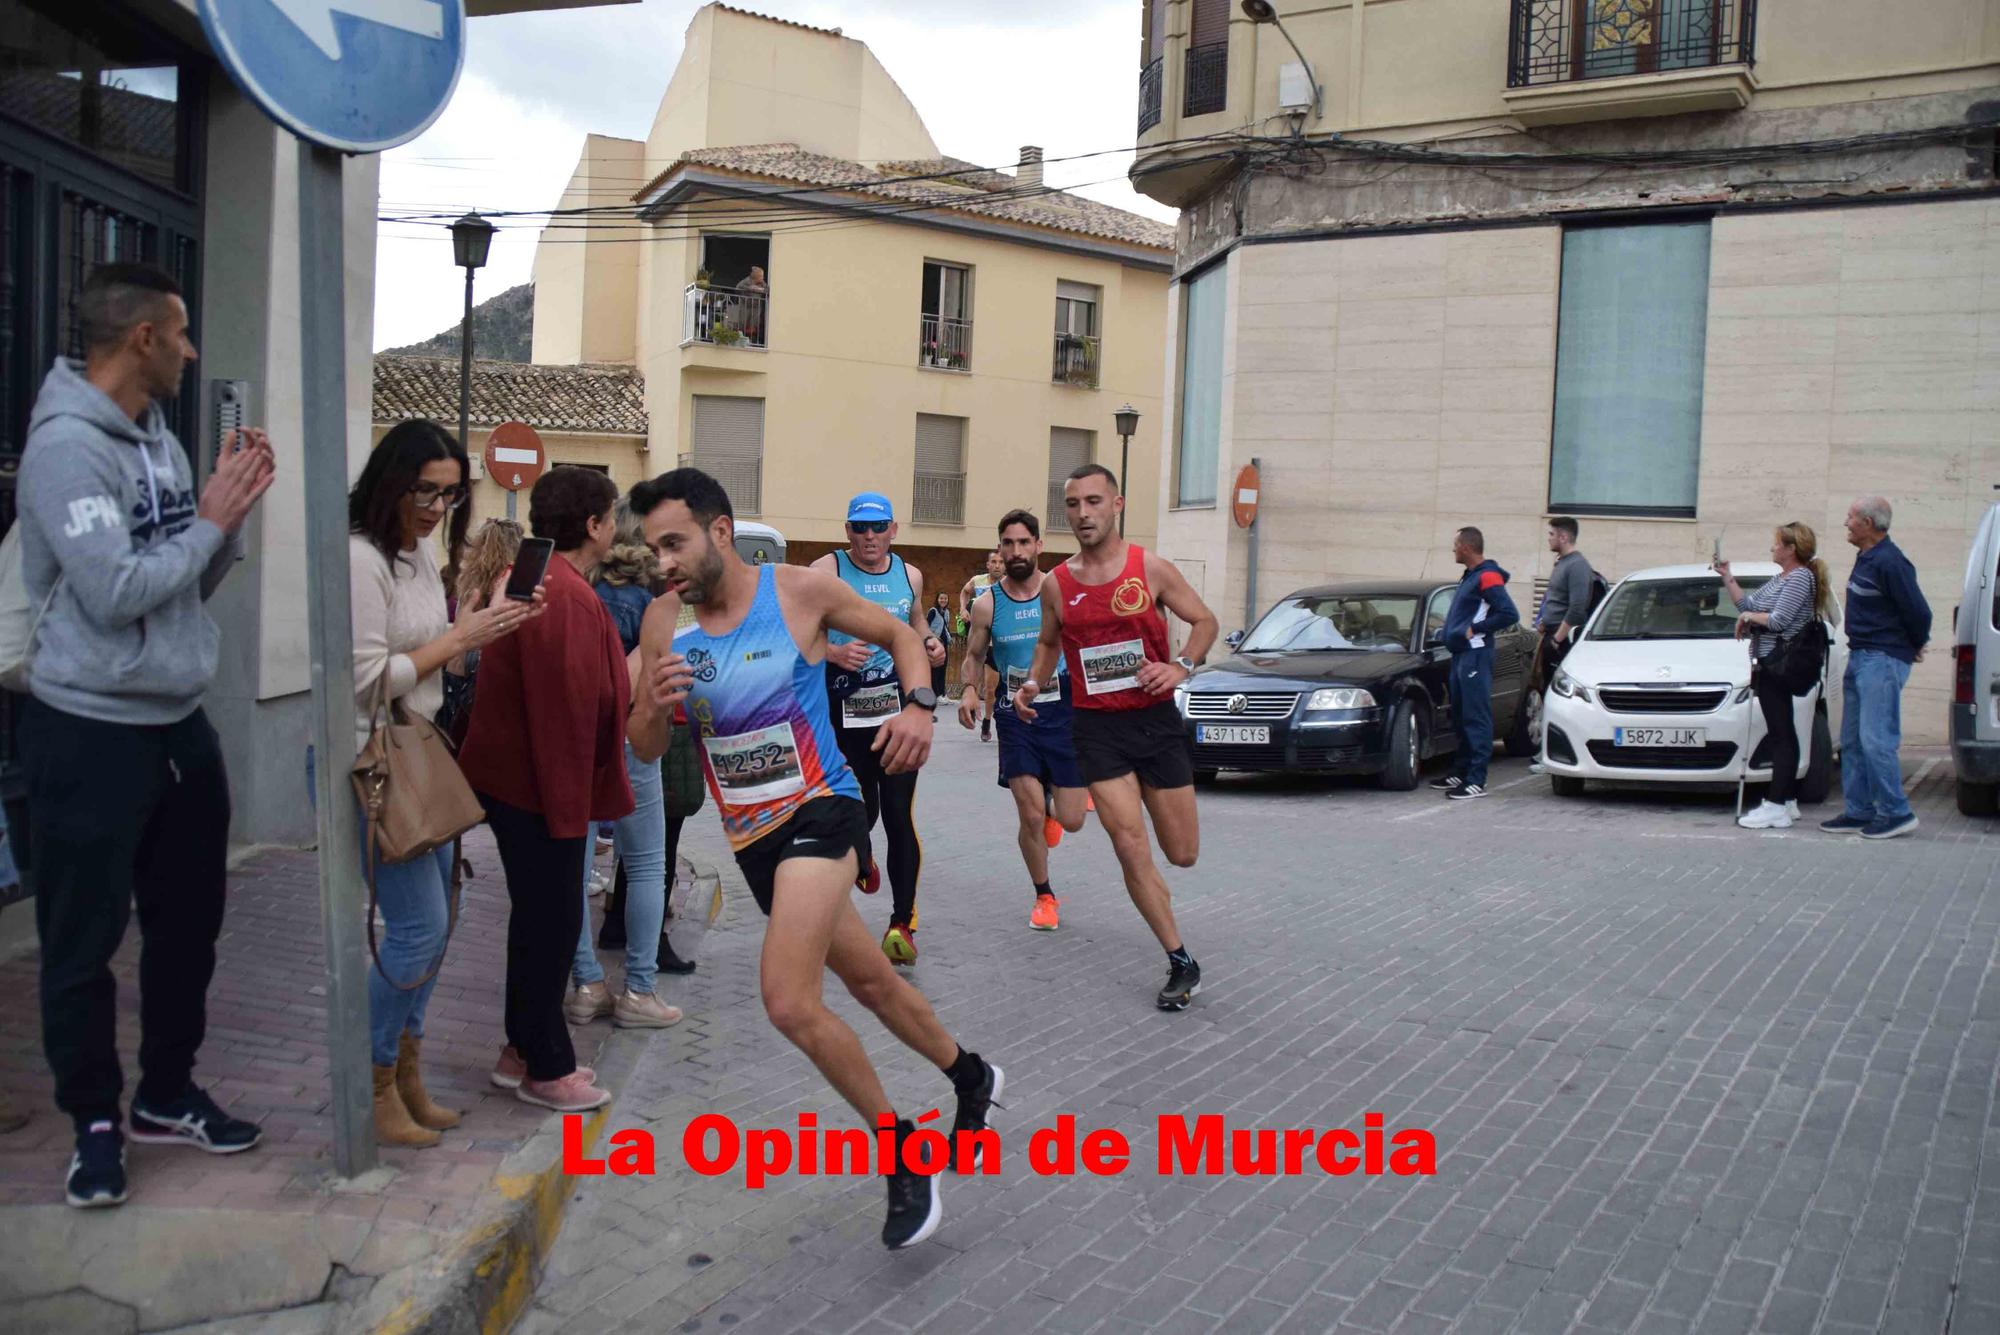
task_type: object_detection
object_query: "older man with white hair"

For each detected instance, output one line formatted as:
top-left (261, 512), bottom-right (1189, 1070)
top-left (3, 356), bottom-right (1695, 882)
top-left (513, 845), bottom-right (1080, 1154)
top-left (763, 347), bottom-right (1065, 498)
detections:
top-left (1821, 496), bottom-right (1931, 839)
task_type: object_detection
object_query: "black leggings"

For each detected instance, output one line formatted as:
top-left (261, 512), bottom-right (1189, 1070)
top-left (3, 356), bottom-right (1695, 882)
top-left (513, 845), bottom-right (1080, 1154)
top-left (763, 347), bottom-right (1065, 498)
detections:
top-left (836, 721), bottom-right (921, 928)
top-left (1755, 668), bottom-right (1802, 804)
top-left (481, 793), bottom-right (586, 1083)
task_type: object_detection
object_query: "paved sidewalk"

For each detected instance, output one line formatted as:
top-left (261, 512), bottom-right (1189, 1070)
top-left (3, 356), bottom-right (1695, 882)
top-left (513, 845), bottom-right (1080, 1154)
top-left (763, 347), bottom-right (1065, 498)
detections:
top-left (524, 735), bottom-right (2000, 1335)
top-left (0, 831), bottom-right (703, 1331)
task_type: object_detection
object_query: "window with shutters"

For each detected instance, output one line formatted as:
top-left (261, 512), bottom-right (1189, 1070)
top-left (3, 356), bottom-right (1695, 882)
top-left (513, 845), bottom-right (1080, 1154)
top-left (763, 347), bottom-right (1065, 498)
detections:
top-left (920, 261), bottom-right (973, 370)
top-left (911, 413), bottom-right (966, 527)
top-left (1046, 427), bottom-right (1094, 533)
top-left (1185, 0), bottom-right (1229, 117)
top-left (690, 395), bottom-right (765, 516)
top-left (1053, 281), bottom-right (1101, 389)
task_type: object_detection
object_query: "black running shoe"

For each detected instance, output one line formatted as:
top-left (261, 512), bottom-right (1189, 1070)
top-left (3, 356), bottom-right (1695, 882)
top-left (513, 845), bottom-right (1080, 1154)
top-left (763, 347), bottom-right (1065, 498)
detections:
top-left (66, 1122), bottom-right (127, 1208)
top-left (657, 934), bottom-right (697, 975)
top-left (129, 1085), bottom-right (262, 1154)
top-left (1157, 959), bottom-right (1202, 1011)
top-left (1446, 783), bottom-right (1487, 801)
top-left (980, 718), bottom-right (992, 742)
top-left (950, 1060), bottom-right (1005, 1173)
top-left (882, 1119), bottom-right (942, 1249)
top-left (1428, 776), bottom-right (1462, 791)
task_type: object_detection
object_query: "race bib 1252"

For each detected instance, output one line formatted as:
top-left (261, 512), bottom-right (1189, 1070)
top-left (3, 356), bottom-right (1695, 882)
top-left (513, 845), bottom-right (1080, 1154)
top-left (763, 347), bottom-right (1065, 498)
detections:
top-left (703, 722), bottom-right (805, 803)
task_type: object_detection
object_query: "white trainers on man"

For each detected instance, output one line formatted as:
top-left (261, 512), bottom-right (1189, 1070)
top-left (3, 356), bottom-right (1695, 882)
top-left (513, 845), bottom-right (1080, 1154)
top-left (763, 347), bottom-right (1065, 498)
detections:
top-left (1737, 800), bottom-right (1793, 830)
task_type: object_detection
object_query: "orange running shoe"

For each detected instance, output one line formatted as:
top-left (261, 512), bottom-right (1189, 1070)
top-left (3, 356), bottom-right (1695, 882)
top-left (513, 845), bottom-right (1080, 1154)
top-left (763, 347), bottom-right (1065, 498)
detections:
top-left (856, 859), bottom-right (882, 894)
top-left (1043, 816), bottom-right (1064, 848)
top-left (1029, 895), bottom-right (1061, 931)
top-left (1085, 794), bottom-right (1096, 814)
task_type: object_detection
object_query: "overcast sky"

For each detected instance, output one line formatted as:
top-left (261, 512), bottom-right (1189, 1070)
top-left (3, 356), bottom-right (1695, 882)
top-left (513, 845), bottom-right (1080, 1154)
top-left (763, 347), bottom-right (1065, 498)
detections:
top-left (372, 0), bottom-right (1176, 350)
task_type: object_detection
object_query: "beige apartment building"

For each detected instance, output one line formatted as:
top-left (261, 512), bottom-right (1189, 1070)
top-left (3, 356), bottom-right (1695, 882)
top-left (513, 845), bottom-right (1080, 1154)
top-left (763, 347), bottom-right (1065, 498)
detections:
top-left (530, 4), bottom-right (1173, 596)
top-left (1132, 0), bottom-right (2000, 740)
top-left (0, 0), bottom-right (623, 849)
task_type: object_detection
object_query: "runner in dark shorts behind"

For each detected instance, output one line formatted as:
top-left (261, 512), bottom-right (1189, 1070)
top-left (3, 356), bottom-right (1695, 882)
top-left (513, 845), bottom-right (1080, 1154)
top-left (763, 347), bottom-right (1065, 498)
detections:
top-left (1016, 464), bottom-right (1219, 1010)
top-left (627, 468), bottom-right (998, 1250)
top-left (957, 510), bottom-right (1086, 931)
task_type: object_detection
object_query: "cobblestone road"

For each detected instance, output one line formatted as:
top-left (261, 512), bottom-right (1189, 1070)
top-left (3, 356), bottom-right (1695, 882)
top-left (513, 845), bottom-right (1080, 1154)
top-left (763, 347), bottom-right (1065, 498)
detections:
top-left (524, 729), bottom-right (2000, 1335)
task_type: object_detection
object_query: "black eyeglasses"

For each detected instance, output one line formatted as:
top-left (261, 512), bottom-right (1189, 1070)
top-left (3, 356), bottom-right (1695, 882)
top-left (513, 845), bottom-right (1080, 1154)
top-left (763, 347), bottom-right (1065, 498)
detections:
top-left (847, 520), bottom-right (890, 534)
top-left (408, 482), bottom-right (469, 511)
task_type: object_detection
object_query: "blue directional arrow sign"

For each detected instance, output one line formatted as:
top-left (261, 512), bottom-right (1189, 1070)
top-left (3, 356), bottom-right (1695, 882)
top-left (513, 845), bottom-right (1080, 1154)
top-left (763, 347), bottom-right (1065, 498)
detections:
top-left (198, 0), bottom-right (466, 154)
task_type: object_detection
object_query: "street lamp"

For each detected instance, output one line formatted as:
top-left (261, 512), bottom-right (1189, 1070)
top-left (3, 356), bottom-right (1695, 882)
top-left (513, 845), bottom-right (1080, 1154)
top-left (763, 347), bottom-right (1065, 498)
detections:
top-left (1240, 0), bottom-right (1323, 123)
top-left (449, 211), bottom-right (495, 457)
top-left (1114, 403), bottom-right (1140, 536)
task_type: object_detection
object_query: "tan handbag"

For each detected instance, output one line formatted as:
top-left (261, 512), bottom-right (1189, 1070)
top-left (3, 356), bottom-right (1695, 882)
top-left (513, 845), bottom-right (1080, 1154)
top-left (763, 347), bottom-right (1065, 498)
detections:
top-left (350, 675), bottom-right (486, 991)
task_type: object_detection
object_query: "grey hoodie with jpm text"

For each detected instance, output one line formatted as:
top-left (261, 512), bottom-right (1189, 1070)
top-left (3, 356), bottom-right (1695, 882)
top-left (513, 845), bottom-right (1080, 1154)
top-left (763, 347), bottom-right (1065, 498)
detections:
top-left (18, 358), bottom-right (243, 725)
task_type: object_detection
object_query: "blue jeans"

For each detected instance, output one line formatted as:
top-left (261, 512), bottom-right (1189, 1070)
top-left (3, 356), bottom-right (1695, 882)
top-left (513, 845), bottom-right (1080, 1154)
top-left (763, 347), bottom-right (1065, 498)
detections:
top-left (308, 747), bottom-right (455, 1066)
top-left (572, 743), bottom-right (667, 994)
top-left (1840, 649), bottom-right (1913, 822)
top-left (1451, 646), bottom-right (1495, 787)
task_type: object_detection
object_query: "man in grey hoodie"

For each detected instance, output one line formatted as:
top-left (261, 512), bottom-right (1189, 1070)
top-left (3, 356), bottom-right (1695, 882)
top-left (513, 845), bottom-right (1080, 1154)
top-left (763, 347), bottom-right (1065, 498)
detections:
top-left (17, 262), bottom-right (275, 1208)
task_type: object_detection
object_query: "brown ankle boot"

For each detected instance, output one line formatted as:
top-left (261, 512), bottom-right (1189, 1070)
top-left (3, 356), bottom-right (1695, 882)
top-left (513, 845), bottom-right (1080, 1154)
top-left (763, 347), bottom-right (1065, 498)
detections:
top-left (395, 1035), bottom-right (461, 1131)
top-left (373, 1064), bottom-right (440, 1147)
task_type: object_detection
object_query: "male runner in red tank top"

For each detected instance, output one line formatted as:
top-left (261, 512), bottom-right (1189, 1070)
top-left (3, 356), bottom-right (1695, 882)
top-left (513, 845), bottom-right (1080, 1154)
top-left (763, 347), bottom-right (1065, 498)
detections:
top-left (1015, 464), bottom-right (1219, 1010)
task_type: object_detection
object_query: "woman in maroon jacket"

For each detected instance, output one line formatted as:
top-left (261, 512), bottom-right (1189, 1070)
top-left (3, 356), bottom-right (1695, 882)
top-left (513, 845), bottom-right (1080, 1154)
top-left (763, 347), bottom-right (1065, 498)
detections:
top-left (459, 467), bottom-right (634, 1112)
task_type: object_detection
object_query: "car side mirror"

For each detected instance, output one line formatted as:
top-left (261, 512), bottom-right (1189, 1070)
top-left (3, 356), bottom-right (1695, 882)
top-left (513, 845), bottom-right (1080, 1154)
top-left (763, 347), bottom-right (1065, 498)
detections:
top-left (1224, 630), bottom-right (1245, 651)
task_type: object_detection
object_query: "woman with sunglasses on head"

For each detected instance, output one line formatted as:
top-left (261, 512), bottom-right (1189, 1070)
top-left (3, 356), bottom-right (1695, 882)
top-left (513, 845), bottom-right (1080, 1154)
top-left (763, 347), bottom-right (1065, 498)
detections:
top-left (347, 420), bottom-right (537, 1146)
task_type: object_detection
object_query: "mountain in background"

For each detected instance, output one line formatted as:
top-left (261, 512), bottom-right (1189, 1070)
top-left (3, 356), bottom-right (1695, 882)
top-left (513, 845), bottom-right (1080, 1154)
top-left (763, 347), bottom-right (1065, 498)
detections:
top-left (384, 283), bottom-right (535, 362)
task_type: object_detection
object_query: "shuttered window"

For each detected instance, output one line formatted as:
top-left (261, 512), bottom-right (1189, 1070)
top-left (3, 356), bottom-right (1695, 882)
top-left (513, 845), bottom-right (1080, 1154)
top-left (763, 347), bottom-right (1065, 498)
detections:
top-left (690, 395), bottom-right (764, 515)
top-left (1190, 0), bottom-right (1229, 45)
top-left (1046, 427), bottom-right (1093, 532)
top-left (911, 413), bottom-right (966, 526)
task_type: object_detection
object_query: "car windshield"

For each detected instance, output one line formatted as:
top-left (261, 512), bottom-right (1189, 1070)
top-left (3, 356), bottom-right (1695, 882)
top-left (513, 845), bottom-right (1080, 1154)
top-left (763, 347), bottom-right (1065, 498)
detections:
top-left (1590, 576), bottom-right (1768, 641)
top-left (1241, 595), bottom-right (1420, 652)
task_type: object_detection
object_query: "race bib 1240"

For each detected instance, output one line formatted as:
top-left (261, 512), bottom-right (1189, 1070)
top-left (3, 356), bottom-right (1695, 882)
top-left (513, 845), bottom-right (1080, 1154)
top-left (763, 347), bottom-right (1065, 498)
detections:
top-left (703, 722), bottom-right (805, 803)
top-left (1079, 639), bottom-right (1145, 695)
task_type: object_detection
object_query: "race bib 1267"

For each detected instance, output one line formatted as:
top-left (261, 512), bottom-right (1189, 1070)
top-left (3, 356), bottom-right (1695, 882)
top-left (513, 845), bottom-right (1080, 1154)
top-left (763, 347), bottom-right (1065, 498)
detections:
top-left (840, 681), bottom-right (901, 729)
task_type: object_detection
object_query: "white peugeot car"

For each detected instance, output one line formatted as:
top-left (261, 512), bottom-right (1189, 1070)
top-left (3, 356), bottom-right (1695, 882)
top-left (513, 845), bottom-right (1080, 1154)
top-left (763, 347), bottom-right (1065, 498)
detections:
top-left (1541, 563), bottom-right (1843, 801)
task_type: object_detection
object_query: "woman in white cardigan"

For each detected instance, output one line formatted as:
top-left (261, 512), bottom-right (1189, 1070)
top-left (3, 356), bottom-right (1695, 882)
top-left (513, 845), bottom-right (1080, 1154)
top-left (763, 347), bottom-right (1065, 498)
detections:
top-left (348, 420), bottom-right (534, 1146)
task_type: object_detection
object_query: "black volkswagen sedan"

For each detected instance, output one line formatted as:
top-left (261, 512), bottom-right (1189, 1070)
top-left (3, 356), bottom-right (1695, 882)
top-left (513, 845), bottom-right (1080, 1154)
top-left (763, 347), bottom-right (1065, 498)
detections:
top-left (1176, 581), bottom-right (1537, 788)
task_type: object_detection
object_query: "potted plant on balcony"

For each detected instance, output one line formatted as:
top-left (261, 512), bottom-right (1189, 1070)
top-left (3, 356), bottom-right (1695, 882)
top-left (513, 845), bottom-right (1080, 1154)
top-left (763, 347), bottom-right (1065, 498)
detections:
top-left (1063, 335), bottom-right (1100, 387)
top-left (695, 268), bottom-right (712, 290)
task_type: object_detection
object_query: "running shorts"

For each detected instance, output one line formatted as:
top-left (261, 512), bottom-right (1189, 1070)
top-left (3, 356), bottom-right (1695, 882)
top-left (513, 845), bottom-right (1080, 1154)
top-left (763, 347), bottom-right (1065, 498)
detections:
top-left (732, 796), bottom-right (871, 916)
top-left (1069, 700), bottom-right (1194, 789)
top-left (995, 708), bottom-right (1084, 791)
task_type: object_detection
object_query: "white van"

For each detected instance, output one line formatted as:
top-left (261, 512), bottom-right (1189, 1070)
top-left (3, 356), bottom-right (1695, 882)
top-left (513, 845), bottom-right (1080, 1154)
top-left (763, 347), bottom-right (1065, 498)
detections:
top-left (1952, 500), bottom-right (2000, 815)
top-left (732, 520), bottom-right (785, 566)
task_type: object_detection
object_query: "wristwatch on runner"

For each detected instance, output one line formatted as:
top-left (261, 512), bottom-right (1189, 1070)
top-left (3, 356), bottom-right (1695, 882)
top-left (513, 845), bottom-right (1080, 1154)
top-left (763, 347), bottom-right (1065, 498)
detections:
top-left (902, 686), bottom-right (940, 712)
top-left (1173, 655), bottom-right (1197, 676)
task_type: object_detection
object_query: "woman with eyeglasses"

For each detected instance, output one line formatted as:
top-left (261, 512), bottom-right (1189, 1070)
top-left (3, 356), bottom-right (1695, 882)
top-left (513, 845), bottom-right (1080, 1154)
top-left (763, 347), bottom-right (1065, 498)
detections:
top-left (347, 420), bottom-right (537, 1146)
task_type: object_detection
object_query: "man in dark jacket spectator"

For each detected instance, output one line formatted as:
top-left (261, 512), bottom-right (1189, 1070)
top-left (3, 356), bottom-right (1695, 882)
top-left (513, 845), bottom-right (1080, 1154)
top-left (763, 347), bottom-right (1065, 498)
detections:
top-left (1822, 496), bottom-right (1931, 840)
top-left (1432, 527), bottom-right (1519, 801)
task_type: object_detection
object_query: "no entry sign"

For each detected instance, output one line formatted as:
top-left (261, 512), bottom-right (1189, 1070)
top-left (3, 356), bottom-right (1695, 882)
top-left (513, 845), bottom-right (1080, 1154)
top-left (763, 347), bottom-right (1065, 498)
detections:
top-left (486, 422), bottom-right (546, 493)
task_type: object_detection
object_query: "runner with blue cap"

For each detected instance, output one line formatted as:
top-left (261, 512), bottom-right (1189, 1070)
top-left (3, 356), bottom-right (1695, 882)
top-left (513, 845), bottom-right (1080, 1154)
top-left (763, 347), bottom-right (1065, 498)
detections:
top-left (810, 492), bottom-right (946, 964)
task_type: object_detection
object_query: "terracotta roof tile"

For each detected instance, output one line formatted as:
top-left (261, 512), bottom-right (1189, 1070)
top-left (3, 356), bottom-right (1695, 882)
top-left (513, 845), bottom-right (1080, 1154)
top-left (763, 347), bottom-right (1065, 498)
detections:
top-left (714, 5), bottom-right (844, 38)
top-left (372, 356), bottom-right (646, 436)
top-left (657, 144), bottom-right (1175, 252)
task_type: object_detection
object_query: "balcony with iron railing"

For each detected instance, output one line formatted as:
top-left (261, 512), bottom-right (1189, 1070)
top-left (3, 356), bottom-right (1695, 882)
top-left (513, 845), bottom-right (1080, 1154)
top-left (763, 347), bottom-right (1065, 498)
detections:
top-left (682, 283), bottom-right (768, 350)
top-left (1053, 332), bottom-right (1101, 390)
top-left (1503, 0), bottom-right (1758, 125)
top-left (919, 313), bottom-right (972, 372)
top-left (911, 472), bottom-right (966, 527)
top-left (1183, 41), bottom-right (1227, 118)
top-left (1138, 56), bottom-right (1163, 135)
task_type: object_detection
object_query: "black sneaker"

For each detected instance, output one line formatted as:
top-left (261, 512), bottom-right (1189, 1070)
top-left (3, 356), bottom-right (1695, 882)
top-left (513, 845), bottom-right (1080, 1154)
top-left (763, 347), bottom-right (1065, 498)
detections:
top-left (882, 1119), bottom-right (942, 1249)
top-left (657, 933), bottom-right (697, 975)
top-left (66, 1122), bottom-right (127, 1208)
top-left (129, 1085), bottom-right (262, 1154)
top-left (1428, 776), bottom-right (1462, 791)
top-left (950, 1060), bottom-right (1005, 1173)
top-left (1446, 783), bottom-right (1487, 801)
top-left (980, 718), bottom-right (992, 742)
top-left (1157, 959), bottom-right (1202, 1011)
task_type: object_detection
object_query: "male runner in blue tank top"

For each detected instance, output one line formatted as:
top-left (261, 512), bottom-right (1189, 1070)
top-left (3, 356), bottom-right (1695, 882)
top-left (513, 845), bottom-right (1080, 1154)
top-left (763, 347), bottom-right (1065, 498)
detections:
top-left (957, 510), bottom-right (1086, 930)
top-left (809, 493), bottom-right (946, 966)
top-left (627, 470), bottom-right (999, 1250)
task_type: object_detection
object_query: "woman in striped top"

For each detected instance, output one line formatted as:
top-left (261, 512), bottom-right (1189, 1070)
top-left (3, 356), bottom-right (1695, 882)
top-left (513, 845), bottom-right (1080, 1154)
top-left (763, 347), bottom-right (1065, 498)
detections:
top-left (1717, 522), bottom-right (1833, 829)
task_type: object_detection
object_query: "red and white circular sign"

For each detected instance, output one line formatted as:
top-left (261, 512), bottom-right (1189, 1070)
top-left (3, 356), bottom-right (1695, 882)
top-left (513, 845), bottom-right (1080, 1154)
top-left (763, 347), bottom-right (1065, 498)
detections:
top-left (485, 422), bottom-right (545, 493)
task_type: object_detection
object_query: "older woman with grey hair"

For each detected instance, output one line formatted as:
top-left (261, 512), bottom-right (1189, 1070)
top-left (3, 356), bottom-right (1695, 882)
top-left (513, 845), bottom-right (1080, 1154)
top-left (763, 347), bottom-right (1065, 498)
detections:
top-left (1822, 495), bottom-right (1932, 840)
top-left (564, 498), bottom-right (686, 1028)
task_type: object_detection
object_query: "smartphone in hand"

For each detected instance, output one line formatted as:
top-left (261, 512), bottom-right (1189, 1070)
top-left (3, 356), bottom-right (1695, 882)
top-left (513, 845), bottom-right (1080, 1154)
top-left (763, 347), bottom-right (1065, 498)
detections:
top-left (504, 537), bottom-right (555, 602)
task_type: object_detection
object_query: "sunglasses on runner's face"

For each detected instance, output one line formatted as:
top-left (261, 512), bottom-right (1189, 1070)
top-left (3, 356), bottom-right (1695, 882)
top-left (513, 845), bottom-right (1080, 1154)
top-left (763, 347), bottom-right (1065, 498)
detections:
top-left (847, 521), bottom-right (890, 534)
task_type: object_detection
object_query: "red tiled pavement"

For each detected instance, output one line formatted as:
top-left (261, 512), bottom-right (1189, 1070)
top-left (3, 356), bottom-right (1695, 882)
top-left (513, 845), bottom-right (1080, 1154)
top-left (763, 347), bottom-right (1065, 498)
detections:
top-left (0, 828), bottom-right (621, 1232)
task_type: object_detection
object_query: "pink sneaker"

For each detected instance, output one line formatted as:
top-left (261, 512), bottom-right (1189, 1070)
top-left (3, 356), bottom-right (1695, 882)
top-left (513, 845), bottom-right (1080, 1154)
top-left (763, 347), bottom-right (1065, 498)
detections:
top-left (516, 1071), bottom-right (610, 1113)
top-left (491, 1047), bottom-right (594, 1090)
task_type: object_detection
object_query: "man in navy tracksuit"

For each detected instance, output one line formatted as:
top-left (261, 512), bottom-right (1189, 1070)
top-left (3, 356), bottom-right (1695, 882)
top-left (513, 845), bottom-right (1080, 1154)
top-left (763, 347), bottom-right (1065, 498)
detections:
top-left (1433, 527), bottom-right (1519, 800)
